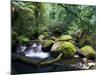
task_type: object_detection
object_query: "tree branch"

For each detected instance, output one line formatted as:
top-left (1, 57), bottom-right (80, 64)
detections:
top-left (59, 4), bottom-right (91, 27)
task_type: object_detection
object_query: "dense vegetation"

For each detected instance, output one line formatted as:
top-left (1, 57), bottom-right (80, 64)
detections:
top-left (11, 2), bottom-right (96, 74)
top-left (11, 1), bottom-right (96, 51)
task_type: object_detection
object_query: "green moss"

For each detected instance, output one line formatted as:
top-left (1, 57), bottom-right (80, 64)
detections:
top-left (38, 35), bottom-right (46, 41)
top-left (38, 34), bottom-right (49, 41)
top-left (80, 45), bottom-right (96, 59)
top-left (55, 42), bottom-right (76, 57)
top-left (42, 40), bottom-right (54, 48)
top-left (59, 35), bottom-right (73, 41)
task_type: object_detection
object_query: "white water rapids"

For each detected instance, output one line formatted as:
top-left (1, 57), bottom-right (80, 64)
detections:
top-left (16, 43), bottom-right (50, 59)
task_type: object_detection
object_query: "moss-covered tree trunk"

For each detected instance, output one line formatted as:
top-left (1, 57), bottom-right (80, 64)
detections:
top-left (33, 3), bottom-right (44, 38)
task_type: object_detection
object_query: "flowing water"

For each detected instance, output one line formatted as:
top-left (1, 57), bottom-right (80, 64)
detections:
top-left (12, 42), bottom-right (95, 74)
top-left (16, 43), bottom-right (50, 59)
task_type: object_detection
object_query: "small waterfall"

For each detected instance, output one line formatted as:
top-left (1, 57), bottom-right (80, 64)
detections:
top-left (16, 43), bottom-right (50, 59)
top-left (16, 45), bottom-right (27, 53)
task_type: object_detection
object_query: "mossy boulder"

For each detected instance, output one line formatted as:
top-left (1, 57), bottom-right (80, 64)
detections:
top-left (80, 45), bottom-right (96, 59)
top-left (51, 42), bottom-right (76, 57)
top-left (51, 36), bottom-right (59, 41)
top-left (40, 39), bottom-right (55, 52)
top-left (38, 35), bottom-right (46, 41)
top-left (59, 35), bottom-right (73, 41)
top-left (38, 34), bottom-right (50, 41)
top-left (42, 40), bottom-right (54, 48)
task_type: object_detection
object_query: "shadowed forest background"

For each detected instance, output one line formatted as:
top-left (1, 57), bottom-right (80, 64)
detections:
top-left (11, 1), bottom-right (96, 74)
top-left (12, 1), bottom-right (96, 49)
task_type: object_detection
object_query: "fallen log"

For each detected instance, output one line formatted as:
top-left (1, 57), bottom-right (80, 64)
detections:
top-left (12, 53), bottom-right (62, 66)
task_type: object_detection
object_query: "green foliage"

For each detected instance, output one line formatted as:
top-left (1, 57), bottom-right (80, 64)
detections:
top-left (12, 1), bottom-right (96, 37)
top-left (12, 31), bottom-right (18, 47)
top-left (11, 1), bottom-right (96, 52)
top-left (47, 22), bottom-right (69, 36)
top-left (12, 1), bottom-right (46, 39)
top-left (12, 31), bottom-right (18, 39)
top-left (17, 35), bottom-right (30, 44)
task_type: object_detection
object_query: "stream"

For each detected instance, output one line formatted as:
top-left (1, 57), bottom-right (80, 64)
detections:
top-left (11, 42), bottom-right (96, 74)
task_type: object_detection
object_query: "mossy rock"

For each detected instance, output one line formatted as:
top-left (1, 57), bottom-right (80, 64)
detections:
top-left (51, 42), bottom-right (62, 51)
top-left (80, 45), bottom-right (96, 59)
top-left (59, 35), bottom-right (73, 41)
top-left (42, 40), bottom-right (54, 48)
top-left (38, 35), bottom-right (48, 41)
top-left (51, 36), bottom-right (59, 41)
top-left (51, 42), bottom-right (76, 58)
top-left (43, 32), bottom-right (49, 37)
